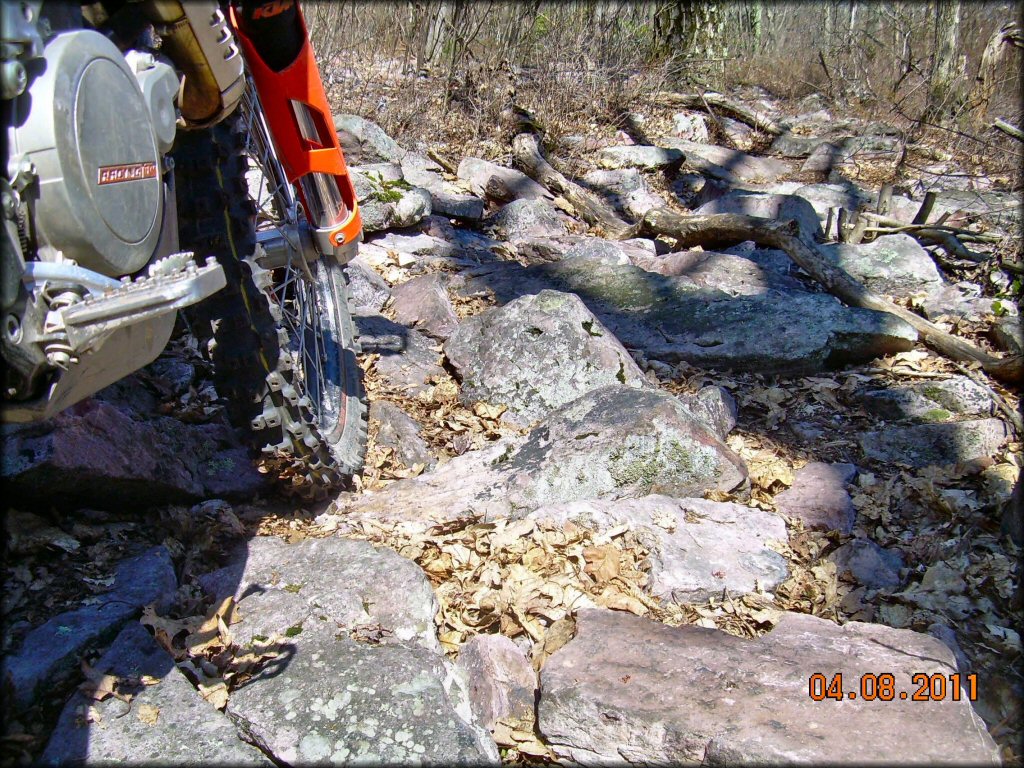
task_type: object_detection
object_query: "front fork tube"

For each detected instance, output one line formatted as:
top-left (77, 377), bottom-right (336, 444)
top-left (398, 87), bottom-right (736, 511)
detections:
top-left (228, 0), bottom-right (362, 263)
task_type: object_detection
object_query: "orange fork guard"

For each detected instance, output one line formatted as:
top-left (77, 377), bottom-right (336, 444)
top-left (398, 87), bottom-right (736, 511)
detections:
top-left (228, 3), bottom-right (361, 249)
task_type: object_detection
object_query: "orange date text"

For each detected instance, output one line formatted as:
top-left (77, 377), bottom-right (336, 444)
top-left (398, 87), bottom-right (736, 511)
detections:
top-left (808, 672), bottom-right (978, 702)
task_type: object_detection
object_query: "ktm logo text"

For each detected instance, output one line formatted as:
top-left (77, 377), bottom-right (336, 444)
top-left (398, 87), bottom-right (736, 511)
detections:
top-left (97, 162), bottom-right (157, 185)
top-left (251, 0), bottom-right (294, 20)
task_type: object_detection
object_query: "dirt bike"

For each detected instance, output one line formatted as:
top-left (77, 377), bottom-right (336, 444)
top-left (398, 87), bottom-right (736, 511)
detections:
top-left (1, 0), bottom-right (368, 496)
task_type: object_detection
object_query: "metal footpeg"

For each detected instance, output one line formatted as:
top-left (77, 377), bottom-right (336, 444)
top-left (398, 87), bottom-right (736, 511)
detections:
top-left (58, 255), bottom-right (225, 352)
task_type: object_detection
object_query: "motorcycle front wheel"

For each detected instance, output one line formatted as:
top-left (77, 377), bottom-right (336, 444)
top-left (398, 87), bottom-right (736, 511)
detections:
top-left (172, 95), bottom-right (367, 497)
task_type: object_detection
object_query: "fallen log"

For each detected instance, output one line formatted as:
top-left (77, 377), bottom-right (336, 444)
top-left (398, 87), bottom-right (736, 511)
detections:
top-left (652, 92), bottom-right (784, 136)
top-left (993, 118), bottom-right (1024, 142)
top-left (640, 207), bottom-right (1023, 384)
top-left (511, 131), bottom-right (635, 239)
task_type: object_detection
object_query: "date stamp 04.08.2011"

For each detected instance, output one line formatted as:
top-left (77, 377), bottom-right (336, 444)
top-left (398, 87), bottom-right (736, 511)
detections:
top-left (809, 673), bottom-right (978, 703)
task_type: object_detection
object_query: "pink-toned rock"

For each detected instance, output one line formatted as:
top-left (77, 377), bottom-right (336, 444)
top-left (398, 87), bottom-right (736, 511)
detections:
top-left (389, 273), bottom-right (460, 341)
top-left (774, 462), bottom-right (857, 533)
top-left (456, 634), bottom-right (537, 730)
top-left (539, 608), bottom-right (998, 765)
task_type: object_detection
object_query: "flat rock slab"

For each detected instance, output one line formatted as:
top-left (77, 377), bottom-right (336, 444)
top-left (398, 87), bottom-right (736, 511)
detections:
top-left (484, 198), bottom-right (575, 242)
top-left (1, 399), bottom-right (268, 508)
top-left (829, 539), bottom-right (904, 590)
top-left (227, 632), bottom-right (498, 765)
top-left (530, 251), bottom-right (918, 376)
top-left (337, 385), bottom-right (747, 525)
top-left (456, 634), bottom-right (537, 731)
top-left (773, 462), bottom-right (857, 533)
top-left (526, 495), bottom-right (788, 601)
top-left (856, 375), bottom-right (993, 422)
top-left (41, 622), bottom-right (269, 766)
top-left (539, 608), bottom-right (999, 765)
top-left (2, 546), bottom-right (176, 713)
top-left (389, 273), bottom-right (460, 341)
top-left (445, 290), bottom-right (648, 426)
top-left (370, 401), bottom-right (435, 470)
top-left (860, 418), bottom-right (1009, 467)
top-left (628, 248), bottom-right (803, 295)
top-left (596, 145), bottom-right (684, 170)
top-left (198, 536), bottom-right (440, 653)
top-left (821, 234), bottom-right (943, 299)
top-left (354, 312), bottom-right (446, 397)
top-left (457, 157), bottom-right (549, 203)
top-left (659, 138), bottom-right (792, 183)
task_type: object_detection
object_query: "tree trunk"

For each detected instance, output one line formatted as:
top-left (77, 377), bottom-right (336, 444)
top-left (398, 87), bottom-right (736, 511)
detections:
top-left (965, 21), bottom-right (1024, 123)
top-left (925, 0), bottom-right (963, 121)
top-left (511, 132), bottom-right (635, 239)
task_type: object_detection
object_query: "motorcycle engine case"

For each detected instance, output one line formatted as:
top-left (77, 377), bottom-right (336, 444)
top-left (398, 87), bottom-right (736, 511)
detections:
top-left (9, 30), bottom-right (164, 276)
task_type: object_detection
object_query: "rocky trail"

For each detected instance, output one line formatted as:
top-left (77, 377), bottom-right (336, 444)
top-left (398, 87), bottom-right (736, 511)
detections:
top-left (2, 88), bottom-right (1021, 765)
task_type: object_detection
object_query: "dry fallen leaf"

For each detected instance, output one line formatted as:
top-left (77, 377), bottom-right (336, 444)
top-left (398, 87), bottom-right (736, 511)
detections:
top-left (198, 679), bottom-right (230, 710)
top-left (136, 703), bottom-right (160, 725)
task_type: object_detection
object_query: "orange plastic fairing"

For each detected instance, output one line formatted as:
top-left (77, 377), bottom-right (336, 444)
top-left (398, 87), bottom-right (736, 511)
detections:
top-left (229, 3), bottom-right (361, 246)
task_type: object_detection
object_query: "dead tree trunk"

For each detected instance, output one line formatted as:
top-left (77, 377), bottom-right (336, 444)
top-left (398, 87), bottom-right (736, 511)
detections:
top-left (639, 208), bottom-right (1023, 384)
top-left (925, 0), bottom-right (964, 121)
top-left (510, 132), bottom-right (634, 239)
top-left (653, 92), bottom-right (784, 135)
top-left (965, 22), bottom-right (1024, 122)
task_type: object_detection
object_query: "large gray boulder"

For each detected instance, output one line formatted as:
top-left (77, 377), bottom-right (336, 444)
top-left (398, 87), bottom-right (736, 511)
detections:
top-left (350, 169), bottom-right (431, 233)
top-left (457, 157), bottom-right (549, 202)
top-left (336, 385), bottom-right (747, 526)
top-left (444, 290), bottom-right (647, 426)
top-left (500, 386), bottom-right (747, 511)
top-left (334, 114), bottom-right (407, 164)
top-left (198, 536), bottom-right (440, 653)
top-left (856, 375), bottom-right (993, 423)
top-left (1, 397), bottom-right (268, 509)
top-left (627, 248), bottom-right (803, 295)
top-left (197, 536), bottom-right (498, 765)
top-left (41, 622), bottom-right (270, 766)
top-left (821, 234), bottom-right (944, 299)
top-left (2, 547), bottom-right (177, 713)
top-left (859, 419), bottom-right (1010, 467)
top-left (526, 495), bottom-right (788, 601)
top-left (530, 251), bottom-right (918, 375)
top-left (484, 198), bottom-right (575, 242)
top-left (539, 608), bottom-right (999, 765)
top-left (228, 634), bottom-right (498, 765)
